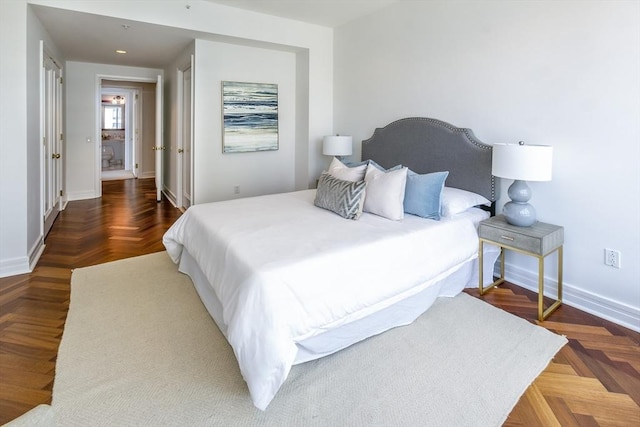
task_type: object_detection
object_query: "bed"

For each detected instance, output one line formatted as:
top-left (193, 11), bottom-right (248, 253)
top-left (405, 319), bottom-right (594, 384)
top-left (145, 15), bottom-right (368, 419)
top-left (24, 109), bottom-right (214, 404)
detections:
top-left (163, 117), bottom-right (500, 410)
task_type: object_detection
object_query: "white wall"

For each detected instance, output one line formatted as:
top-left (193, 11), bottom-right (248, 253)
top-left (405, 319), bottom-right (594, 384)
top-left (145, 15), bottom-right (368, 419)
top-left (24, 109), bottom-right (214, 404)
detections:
top-left (192, 40), bottom-right (297, 203)
top-left (0, 0), bottom-right (29, 276)
top-left (165, 39), bottom-right (299, 205)
top-left (0, 0), bottom-right (65, 277)
top-left (64, 62), bottom-right (162, 201)
top-left (26, 7), bottom-right (54, 256)
top-left (334, 0), bottom-right (640, 329)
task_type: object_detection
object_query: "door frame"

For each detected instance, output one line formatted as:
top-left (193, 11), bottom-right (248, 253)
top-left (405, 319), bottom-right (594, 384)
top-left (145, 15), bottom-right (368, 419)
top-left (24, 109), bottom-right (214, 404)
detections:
top-left (154, 74), bottom-right (163, 202)
top-left (94, 75), bottom-right (161, 198)
top-left (176, 56), bottom-right (194, 209)
top-left (131, 88), bottom-right (141, 178)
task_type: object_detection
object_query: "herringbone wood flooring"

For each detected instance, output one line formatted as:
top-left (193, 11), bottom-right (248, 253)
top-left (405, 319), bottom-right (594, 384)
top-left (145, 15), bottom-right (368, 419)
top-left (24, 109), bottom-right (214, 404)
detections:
top-left (0, 178), bottom-right (182, 423)
top-left (1, 178), bottom-right (638, 425)
top-left (465, 285), bottom-right (639, 426)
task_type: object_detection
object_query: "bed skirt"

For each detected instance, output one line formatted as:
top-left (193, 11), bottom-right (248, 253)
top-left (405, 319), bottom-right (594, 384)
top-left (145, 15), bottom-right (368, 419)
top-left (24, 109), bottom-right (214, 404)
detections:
top-left (177, 245), bottom-right (499, 365)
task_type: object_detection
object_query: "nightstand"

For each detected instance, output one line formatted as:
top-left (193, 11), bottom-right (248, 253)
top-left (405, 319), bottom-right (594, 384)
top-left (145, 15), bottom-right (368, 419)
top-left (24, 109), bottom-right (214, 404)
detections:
top-left (478, 215), bottom-right (564, 321)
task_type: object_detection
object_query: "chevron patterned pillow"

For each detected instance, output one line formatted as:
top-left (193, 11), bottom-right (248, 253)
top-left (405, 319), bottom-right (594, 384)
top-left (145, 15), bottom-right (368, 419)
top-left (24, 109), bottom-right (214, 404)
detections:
top-left (314, 173), bottom-right (367, 220)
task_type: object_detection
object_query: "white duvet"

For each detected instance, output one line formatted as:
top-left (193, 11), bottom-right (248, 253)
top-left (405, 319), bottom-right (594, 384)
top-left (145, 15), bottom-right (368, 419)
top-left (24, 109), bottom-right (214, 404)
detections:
top-left (163, 189), bottom-right (480, 410)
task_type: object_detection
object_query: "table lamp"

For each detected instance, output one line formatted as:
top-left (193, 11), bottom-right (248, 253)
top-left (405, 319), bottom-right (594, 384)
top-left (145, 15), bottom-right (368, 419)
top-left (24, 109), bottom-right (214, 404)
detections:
top-left (492, 141), bottom-right (553, 227)
top-left (322, 135), bottom-right (352, 161)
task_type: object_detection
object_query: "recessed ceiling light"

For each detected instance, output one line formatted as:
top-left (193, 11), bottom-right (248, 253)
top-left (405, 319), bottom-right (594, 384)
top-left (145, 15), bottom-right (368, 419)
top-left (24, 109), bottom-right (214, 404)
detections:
top-left (115, 50), bottom-right (127, 54)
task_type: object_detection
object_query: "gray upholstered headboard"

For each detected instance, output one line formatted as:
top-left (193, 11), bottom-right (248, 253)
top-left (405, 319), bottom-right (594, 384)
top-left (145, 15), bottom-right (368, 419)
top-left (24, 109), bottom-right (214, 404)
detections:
top-left (361, 117), bottom-right (496, 205)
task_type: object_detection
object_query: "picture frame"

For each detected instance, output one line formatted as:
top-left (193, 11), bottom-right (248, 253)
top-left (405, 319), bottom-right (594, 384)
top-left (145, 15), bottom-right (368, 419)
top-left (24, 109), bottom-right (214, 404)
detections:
top-left (222, 81), bottom-right (279, 153)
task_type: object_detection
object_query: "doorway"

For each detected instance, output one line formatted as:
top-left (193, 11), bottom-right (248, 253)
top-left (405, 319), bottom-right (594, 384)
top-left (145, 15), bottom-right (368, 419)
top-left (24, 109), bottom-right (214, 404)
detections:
top-left (100, 88), bottom-right (136, 181)
top-left (98, 79), bottom-right (159, 190)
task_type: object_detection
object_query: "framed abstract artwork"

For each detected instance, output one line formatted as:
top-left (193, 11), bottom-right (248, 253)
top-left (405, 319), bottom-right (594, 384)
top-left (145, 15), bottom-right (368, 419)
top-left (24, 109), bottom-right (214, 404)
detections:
top-left (222, 81), bottom-right (279, 153)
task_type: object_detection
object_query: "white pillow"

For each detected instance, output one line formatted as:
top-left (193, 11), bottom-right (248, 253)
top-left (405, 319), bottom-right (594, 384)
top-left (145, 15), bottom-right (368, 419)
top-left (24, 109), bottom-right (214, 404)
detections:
top-left (363, 164), bottom-right (408, 220)
top-left (441, 187), bottom-right (491, 216)
top-left (327, 157), bottom-right (367, 182)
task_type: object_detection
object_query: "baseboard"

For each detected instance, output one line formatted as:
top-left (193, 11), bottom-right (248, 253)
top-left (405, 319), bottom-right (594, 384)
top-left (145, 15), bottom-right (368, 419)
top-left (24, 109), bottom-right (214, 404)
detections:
top-left (66, 190), bottom-right (98, 201)
top-left (163, 187), bottom-right (178, 208)
top-left (496, 262), bottom-right (640, 333)
top-left (0, 236), bottom-right (45, 278)
top-left (28, 236), bottom-right (45, 272)
top-left (0, 255), bottom-right (31, 278)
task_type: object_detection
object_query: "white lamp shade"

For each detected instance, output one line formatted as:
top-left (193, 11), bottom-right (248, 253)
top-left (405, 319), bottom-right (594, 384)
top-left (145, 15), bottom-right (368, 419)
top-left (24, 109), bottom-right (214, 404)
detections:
top-left (322, 135), bottom-right (353, 157)
top-left (492, 143), bottom-right (553, 181)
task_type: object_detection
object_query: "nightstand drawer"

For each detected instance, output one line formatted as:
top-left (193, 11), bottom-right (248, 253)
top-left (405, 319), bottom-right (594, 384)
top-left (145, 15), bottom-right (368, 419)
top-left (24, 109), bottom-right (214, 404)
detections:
top-left (479, 226), bottom-right (544, 254)
top-left (478, 215), bottom-right (564, 256)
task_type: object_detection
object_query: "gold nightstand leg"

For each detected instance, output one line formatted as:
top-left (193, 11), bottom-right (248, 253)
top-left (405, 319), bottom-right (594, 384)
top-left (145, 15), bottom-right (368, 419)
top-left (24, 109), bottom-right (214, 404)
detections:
top-left (538, 255), bottom-right (545, 321)
top-left (478, 240), bottom-right (484, 292)
top-left (538, 246), bottom-right (563, 321)
top-left (479, 239), bottom-right (504, 295)
top-left (499, 246), bottom-right (505, 281)
top-left (558, 246), bottom-right (563, 302)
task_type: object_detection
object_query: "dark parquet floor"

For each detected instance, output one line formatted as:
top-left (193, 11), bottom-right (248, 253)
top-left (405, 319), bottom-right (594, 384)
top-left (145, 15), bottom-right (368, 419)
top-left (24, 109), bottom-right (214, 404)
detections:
top-left (0, 178), bottom-right (638, 425)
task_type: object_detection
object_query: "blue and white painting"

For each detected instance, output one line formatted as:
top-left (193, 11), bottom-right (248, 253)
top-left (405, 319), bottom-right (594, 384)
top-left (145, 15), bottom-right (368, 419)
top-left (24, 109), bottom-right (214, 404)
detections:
top-left (222, 81), bottom-right (278, 153)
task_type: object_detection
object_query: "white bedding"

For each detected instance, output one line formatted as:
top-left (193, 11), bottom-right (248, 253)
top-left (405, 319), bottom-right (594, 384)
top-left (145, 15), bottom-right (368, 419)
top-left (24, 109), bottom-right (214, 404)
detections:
top-left (163, 189), bottom-right (485, 410)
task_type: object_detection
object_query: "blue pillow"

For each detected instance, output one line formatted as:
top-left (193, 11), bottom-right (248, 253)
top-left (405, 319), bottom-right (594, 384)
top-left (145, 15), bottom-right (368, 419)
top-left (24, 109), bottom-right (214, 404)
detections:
top-left (403, 170), bottom-right (449, 220)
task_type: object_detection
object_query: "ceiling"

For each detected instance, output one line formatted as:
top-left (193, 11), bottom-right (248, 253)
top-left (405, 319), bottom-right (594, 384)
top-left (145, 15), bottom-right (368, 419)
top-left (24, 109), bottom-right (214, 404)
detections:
top-left (32, 5), bottom-right (197, 69)
top-left (31, 0), bottom-right (400, 69)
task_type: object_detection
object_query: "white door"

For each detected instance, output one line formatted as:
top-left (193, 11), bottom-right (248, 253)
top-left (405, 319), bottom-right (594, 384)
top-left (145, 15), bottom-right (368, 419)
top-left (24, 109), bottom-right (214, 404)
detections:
top-left (42, 49), bottom-right (63, 236)
top-left (179, 61), bottom-right (193, 209)
top-left (154, 75), bottom-right (164, 201)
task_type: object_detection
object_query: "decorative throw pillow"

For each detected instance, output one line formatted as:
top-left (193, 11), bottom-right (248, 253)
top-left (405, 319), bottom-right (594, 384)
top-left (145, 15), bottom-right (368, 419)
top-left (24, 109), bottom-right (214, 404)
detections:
top-left (327, 157), bottom-right (367, 182)
top-left (403, 170), bottom-right (449, 220)
top-left (441, 187), bottom-right (491, 216)
top-left (341, 159), bottom-right (370, 168)
top-left (314, 173), bottom-right (367, 220)
top-left (363, 164), bottom-right (408, 220)
top-left (367, 159), bottom-right (403, 172)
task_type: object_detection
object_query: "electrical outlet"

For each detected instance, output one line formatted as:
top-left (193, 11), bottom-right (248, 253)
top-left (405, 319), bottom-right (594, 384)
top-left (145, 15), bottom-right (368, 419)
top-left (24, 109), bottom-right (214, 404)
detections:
top-left (604, 249), bottom-right (621, 268)
top-left (233, 185), bottom-right (240, 195)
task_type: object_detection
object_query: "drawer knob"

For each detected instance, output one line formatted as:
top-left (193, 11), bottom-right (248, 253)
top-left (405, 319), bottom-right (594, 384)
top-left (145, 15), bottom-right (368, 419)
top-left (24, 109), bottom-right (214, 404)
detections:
top-left (500, 235), bottom-right (515, 241)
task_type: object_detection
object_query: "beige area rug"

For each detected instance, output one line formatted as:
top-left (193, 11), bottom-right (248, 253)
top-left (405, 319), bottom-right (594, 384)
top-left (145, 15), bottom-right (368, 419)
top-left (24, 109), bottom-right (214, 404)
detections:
top-left (25, 252), bottom-right (566, 426)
